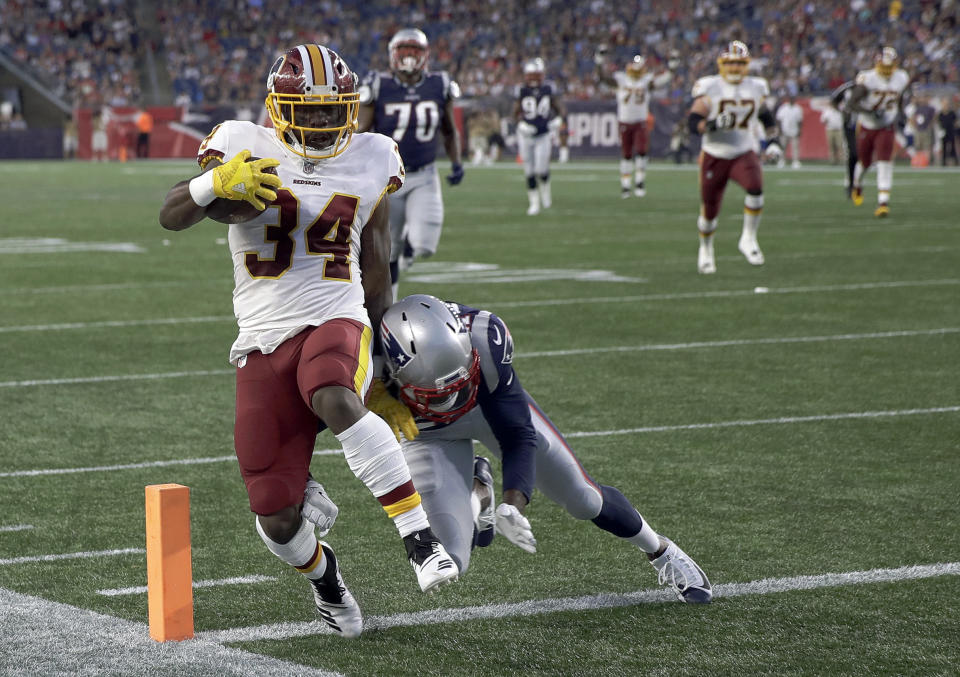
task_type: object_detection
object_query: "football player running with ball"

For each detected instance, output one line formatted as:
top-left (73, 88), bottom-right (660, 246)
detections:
top-left (514, 58), bottom-right (567, 215)
top-left (358, 28), bottom-right (464, 298)
top-left (159, 44), bottom-right (458, 639)
top-left (687, 41), bottom-right (782, 275)
top-left (369, 294), bottom-right (712, 604)
top-left (847, 47), bottom-right (912, 217)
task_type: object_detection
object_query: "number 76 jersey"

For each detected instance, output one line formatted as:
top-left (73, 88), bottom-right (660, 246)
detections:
top-left (196, 120), bottom-right (404, 365)
top-left (691, 75), bottom-right (771, 159)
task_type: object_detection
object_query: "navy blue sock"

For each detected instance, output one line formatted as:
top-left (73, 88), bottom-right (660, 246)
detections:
top-left (591, 485), bottom-right (644, 538)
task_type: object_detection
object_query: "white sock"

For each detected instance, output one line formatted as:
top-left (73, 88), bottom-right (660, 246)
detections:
top-left (539, 180), bottom-right (551, 207)
top-left (876, 161), bottom-right (893, 203)
top-left (626, 514), bottom-right (661, 554)
top-left (697, 214), bottom-right (717, 239)
top-left (634, 156), bottom-right (647, 185)
top-left (742, 194), bottom-right (763, 239)
top-left (853, 161), bottom-right (865, 188)
top-left (620, 159), bottom-right (632, 189)
top-left (256, 516), bottom-right (327, 579)
top-left (527, 189), bottom-right (540, 210)
top-left (336, 412), bottom-right (429, 537)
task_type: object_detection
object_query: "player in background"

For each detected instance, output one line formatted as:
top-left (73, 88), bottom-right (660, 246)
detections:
top-left (775, 94), bottom-right (804, 168)
top-left (514, 57), bottom-right (566, 215)
top-left (595, 49), bottom-right (671, 198)
top-left (358, 28), bottom-right (464, 298)
top-left (830, 80), bottom-right (860, 199)
top-left (847, 47), bottom-right (911, 217)
top-left (369, 294), bottom-right (712, 603)
top-left (687, 41), bottom-right (782, 275)
top-left (159, 44), bottom-right (458, 638)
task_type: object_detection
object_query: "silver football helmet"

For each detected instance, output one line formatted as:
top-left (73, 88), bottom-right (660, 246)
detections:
top-left (380, 294), bottom-right (480, 424)
top-left (389, 28), bottom-right (429, 75)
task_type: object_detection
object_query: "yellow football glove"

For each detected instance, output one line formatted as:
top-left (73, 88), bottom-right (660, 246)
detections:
top-left (367, 379), bottom-right (419, 442)
top-left (211, 149), bottom-right (283, 210)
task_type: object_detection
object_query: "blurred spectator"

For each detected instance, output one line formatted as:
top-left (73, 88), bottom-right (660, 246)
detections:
top-left (820, 102), bottom-right (844, 164)
top-left (776, 94), bottom-right (804, 168)
top-left (938, 96), bottom-right (958, 165)
top-left (91, 110), bottom-right (108, 161)
top-left (135, 107), bottom-right (153, 158)
top-left (63, 114), bottom-right (78, 159)
top-left (911, 96), bottom-right (936, 156)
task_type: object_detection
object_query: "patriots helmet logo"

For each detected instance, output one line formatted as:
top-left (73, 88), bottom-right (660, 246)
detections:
top-left (381, 321), bottom-right (413, 371)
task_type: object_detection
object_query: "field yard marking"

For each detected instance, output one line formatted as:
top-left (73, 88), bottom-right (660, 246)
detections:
top-left (0, 315), bottom-right (231, 333)
top-left (566, 406), bottom-right (960, 438)
top-left (202, 561), bottom-right (960, 643)
top-left (0, 369), bottom-right (233, 388)
top-left (520, 327), bottom-right (960, 358)
top-left (0, 524), bottom-right (34, 532)
top-left (492, 278), bottom-right (960, 308)
top-left (0, 586), bottom-right (343, 677)
top-left (10, 280), bottom-right (219, 295)
top-left (3, 324), bottom-right (956, 389)
top-left (3, 406), bottom-right (956, 480)
top-left (97, 575), bottom-right (276, 597)
top-left (0, 548), bottom-right (144, 566)
top-left (0, 455), bottom-right (237, 477)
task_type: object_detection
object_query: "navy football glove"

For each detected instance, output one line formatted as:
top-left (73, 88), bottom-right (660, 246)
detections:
top-left (446, 163), bottom-right (465, 186)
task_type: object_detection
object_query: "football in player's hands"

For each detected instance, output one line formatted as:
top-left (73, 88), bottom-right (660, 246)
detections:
top-left (207, 156), bottom-right (279, 224)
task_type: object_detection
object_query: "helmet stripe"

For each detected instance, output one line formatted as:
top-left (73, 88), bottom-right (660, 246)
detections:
top-left (306, 44), bottom-right (326, 86)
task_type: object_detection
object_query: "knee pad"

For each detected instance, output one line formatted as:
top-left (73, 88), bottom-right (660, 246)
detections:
top-left (526, 175), bottom-right (537, 189)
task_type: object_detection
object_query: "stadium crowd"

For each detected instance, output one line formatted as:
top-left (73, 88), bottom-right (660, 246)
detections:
top-left (2, 0), bottom-right (957, 110)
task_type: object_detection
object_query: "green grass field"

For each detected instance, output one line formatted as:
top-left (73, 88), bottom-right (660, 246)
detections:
top-left (1, 158), bottom-right (958, 676)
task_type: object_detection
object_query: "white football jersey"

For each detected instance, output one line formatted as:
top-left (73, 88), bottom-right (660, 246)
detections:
top-left (854, 68), bottom-right (910, 130)
top-left (196, 120), bottom-right (404, 365)
top-left (613, 71), bottom-right (654, 123)
top-left (692, 75), bottom-right (770, 159)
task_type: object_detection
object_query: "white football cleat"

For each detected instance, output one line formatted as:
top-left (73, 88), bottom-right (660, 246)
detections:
top-left (697, 242), bottom-right (716, 274)
top-left (649, 536), bottom-right (712, 604)
top-left (404, 528), bottom-right (459, 593)
top-left (738, 236), bottom-right (765, 265)
top-left (310, 542), bottom-right (363, 638)
top-left (634, 185), bottom-right (646, 197)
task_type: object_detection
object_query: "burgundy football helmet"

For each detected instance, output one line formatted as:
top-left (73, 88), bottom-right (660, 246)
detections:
top-left (265, 44), bottom-right (360, 160)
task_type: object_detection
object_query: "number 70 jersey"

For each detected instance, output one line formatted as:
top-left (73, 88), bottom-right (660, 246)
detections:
top-left (691, 75), bottom-right (771, 159)
top-left (196, 120), bottom-right (404, 364)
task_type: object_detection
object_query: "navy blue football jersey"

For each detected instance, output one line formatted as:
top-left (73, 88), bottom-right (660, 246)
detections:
top-left (514, 82), bottom-right (558, 136)
top-left (361, 71), bottom-right (458, 170)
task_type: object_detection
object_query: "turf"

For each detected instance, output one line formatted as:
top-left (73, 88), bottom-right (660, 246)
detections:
top-left (0, 158), bottom-right (958, 676)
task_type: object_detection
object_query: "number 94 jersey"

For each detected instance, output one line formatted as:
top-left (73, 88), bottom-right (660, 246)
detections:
top-left (196, 120), bottom-right (404, 365)
top-left (692, 75), bottom-right (770, 159)
top-left (514, 82), bottom-right (559, 136)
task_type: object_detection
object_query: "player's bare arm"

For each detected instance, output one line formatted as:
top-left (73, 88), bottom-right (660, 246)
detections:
top-left (848, 84), bottom-right (872, 115)
top-left (687, 96), bottom-right (712, 134)
top-left (159, 158), bottom-right (223, 231)
top-left (439, 99), bottom-right (462, 166)
top-left (359, 196), bottom-right (393, 339)
top-left (159, 151), bottom-right (281, 231)
top-left (357, 103), bottom-right (375, 133)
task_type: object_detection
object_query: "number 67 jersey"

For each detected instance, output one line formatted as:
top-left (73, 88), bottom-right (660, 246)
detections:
top-left (691, 74), bottom-right (770, 159)
top-left (196, 120), bottom-right (404, 365)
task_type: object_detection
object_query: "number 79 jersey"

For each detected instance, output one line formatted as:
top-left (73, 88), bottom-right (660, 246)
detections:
top-left (692, 75), bottom-right (771, 159)
top-left (196, 120), bottom-right (404, 365)
top-left (854, 68), bottom-right (910, 130)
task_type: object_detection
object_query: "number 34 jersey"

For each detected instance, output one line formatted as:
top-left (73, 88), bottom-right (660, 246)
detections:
top-left (691, 75), bottom-right (771, 159)
top-left (196, 120), bottom-right (404, 365)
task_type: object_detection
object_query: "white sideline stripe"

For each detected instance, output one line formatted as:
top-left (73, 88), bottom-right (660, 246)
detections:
top-left (2, 406), bottom-right (958, 479)
top-left (565, 406), bottom-right (960, 438)
top-left (0, 524), bottom-right (34, 532)
top-left (493, 278), bottom-right (960, 308)
top-left (203, 561), bottom-right (960, 643)
top-left (521, 327), bottom-right (960, 358)
top-left (97, 575), bottom-right (276, 597)
top-left (5, 322), bottom-right (959, 389)
top-left (0, 449), bottom-right (340, 478)
top-left (0, 586), bottom-right (342, 677)
top-left (0, 548), bottom-right (144, 566)
top-left (0, 315), bottom-right (231, 333)
top-left (0, 369), bottom-right (233, 388)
